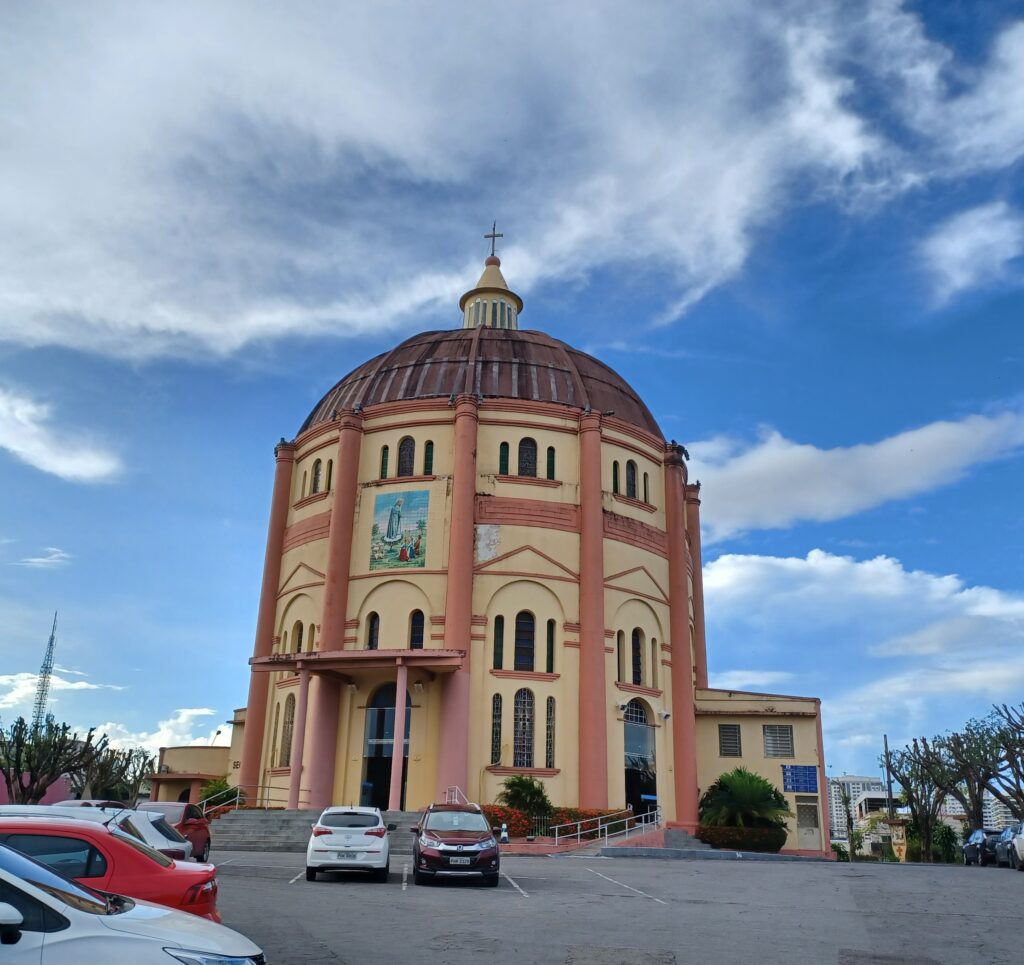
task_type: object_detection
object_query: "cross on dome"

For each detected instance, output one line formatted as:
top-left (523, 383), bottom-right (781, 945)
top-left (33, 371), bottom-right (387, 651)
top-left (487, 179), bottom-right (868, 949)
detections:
top-left (459, 225), bottom-right (523, 331)
top-left (484, 221), bottom-right (503, 258)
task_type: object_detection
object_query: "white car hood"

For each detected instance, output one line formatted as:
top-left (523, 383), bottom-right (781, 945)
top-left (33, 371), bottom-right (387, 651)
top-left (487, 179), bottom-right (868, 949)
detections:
top-left (98, 898), bottom-right (261, 955)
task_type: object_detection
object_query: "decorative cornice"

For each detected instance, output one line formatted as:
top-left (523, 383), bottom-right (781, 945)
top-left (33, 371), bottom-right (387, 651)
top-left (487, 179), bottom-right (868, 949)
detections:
top-left (615, 681), bottom-right (663, 699)
top-left (612, 492), bottom-right (656, 514)
top-left (489, 669), bottom-right (560, 682)
top-left (365, 474), bottom-right (438, 488)
top-left (293, 490), bottom-right (330, 510)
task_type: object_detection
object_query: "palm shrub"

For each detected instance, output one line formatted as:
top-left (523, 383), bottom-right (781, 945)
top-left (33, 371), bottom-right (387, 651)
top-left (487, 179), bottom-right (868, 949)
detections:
top-left (697, 768), bottom-right (792, 853)
top-left (495, 775), bottom-right (552, 817)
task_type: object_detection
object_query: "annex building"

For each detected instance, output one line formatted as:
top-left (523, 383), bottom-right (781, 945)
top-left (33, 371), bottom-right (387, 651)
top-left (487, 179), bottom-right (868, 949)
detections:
top-left (234, 246), bottom-right (831, 856)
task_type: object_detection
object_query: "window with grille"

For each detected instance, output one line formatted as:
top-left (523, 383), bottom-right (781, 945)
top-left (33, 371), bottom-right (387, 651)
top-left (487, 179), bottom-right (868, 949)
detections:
top-left (546, 697), bottom-right (556, 769)
top-left (311, 459), bottom-right (322, 494)
top-left (763, 724), bottom-right (794, 758)
top-left (626, 461), bottom-right (638, 499)
top-left (491, 694), bottom-right (502, 765)
top-left (409, 610), bottom-right (424, 649)
top-left (423, 441), bottom-right (434, 475)
top-left (397, 437), bottom-right (415, 477)
top-left (612, 461), bottom-right (620, 494)
top-left (718, 724), bottom-right (742, 757)
top-left (631, 628), bottom-right (643, 686)
top-left (279, 694), bottom-right (296, 767)
top-left (616, 630), bottom-right (625, 682)
top-left (379, 446), bottom-right (389, 479)
top-left (513, 688), bottom-right (535, 767)
top-left (514, 611), bottom-right (535, 671)
top-left (546, 446), bottom-right (556, 480)
top-left (545, 619), bottom-right (555, 674)
top-left (499, 442), bottom-right (509, 475)
top-left (624, 699), bottom-right (648, 724)
top-left (493, 615), bottom-right (504, 669)
top-left (366, 613), bottom-right (380, 650)
top-left (518, 438), bottom-right (537, 477)
top-left (326, 460), bottom-right (333, 492)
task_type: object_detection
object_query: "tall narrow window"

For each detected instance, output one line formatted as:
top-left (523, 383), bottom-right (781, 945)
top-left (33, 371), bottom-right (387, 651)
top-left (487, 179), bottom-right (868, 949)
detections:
top-left (293, 621), bottom-right (304, 653)
top-left (301, 471), bottom-right (308, 498)
top-left (514, 611), bottom-right (535, 672)
top-left (499, 442), bottom-right (510, 475)
top-left (513, 688), bottom-right (535, 768)
top-left (500, 301), bottom-right (506, 326)
top-left (719, 724), bottom-right (742, 757)
top-left (491, 300), bottom-right (498, 326)
top-left (545, 619), bottom-right (555, 674)
top-left (650, 638), bottom-right (659, 689)
top-left (518, 438), bottom-right (537, 477)
top-left (311, 459), bottom-right (322, 494)
top-left (279, 694), bottom-right (296, 767)
top-left (545, 697), bottom-right (556, 769)
top-left (546, 446), bottom-right (556, 480)
top-left (271, 703), bottom-right (280, 768)
top-left (491, 694), bottom-right (503, 765)
top-left (397, 437), bottom-right (415, 477)
top-left (616, 630), bottom-right (625, 683)
top-left (409, 610), bottom-right (424, 650)
top-left (423, 441), bottom-right (434, 475)
top-left (379, 446), bottom-right (389, 479)
top-left (612, 461), bottom-right (620, 494)
top-left (631, 628), bottom-right (644, 686)
top-left (308, 623), bottom-right (316, 652)
top-left (643, 472), bottom-right (649, 503)
top-left (366, 612), bottom-right (380, 650)
top-left (626, 461), bottom-right (638, 499)
top-left (326, 460), bottom-right (333, 492)
top-left (493, 615), bottom-right (505, 670)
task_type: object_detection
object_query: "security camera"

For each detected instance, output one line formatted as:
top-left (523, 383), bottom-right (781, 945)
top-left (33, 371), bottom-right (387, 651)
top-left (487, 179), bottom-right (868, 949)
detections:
top-left (616, 701), bottom-right (629, 712)
top-left (659, 711), bottom-right (672, 721)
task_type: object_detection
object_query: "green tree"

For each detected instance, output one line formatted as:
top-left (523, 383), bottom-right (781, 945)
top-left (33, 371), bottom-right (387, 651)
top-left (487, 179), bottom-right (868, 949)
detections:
top-left (69, 746), bottom-right (154, 805)
top-left (495, 775), bottom-right (552, 816)
top-left (698, 768), bottom-right (792, 829)
top-left (0, 715), bottom-right (107, 804)
top-left (989, 704), bottom-right (1024, 820)
top-left (884, 747), bottom-right (944, 863)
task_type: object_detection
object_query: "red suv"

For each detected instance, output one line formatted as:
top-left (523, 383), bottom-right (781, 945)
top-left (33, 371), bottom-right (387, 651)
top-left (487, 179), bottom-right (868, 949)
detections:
top-left (139, 802), bottom-right (212, 862)
top-left (412, 804), bottom-right (499, 887)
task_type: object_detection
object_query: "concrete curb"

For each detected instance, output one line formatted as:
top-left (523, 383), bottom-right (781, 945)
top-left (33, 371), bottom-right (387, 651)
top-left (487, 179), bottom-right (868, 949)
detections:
top-left (600, 846), bottom-right (832, 862)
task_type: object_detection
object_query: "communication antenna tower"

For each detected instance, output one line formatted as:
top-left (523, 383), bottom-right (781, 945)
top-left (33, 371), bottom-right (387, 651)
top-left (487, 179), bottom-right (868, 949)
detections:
top-left (31, 612), bottom-right (58, 731)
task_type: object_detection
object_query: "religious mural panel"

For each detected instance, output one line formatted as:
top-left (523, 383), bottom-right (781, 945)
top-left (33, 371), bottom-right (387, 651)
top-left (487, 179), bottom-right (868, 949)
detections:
top-left (370, 490), bottom-right (429, 570)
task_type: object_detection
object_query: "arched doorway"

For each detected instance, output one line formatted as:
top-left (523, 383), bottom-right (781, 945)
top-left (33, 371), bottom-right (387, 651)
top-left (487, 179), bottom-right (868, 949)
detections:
top-left (361, 683), bottom-right (411, 810)
top-left (623, 699), bottom-right (657, 816)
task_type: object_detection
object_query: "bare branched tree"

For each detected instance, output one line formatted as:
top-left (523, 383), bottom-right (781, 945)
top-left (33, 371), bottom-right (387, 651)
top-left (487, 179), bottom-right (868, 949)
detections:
top-left (884, 746), bottom-right (944, 862)
top-left (989, 704), bottom-right (1024, 819)
top-left (0, 715), bottom-right (107, 804)
top-left (68, 745), bottom-right (155, 805)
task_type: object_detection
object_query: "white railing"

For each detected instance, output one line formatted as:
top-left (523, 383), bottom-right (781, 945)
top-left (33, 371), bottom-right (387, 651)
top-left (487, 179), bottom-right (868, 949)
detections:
top-left (552, 806), bottom-right (663, 846)
top-left (443, 785), bottom-right (470, 805)
top-left (199, 783), bottom-right (310, 816)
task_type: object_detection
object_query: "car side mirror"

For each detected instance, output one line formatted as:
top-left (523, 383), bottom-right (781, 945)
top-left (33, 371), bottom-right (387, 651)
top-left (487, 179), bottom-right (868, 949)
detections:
top-left (410, 825), bottom-right (420, 834)
top-left (387, 823), bottom-right (397, 832)
top-left (0, 903), bottom-right (23, 946)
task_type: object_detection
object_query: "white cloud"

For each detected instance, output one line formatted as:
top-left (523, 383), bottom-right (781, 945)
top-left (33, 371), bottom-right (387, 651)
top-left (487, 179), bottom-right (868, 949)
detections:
top-left (690, 410), bottom-right (1024, 542)
top-left (0, 388), bottom-right (120, 482)
top-left (0, 672), bottom-right (121, 711)
top-left (921, 202), bottom-right (1024, 302)
top-left (708, 670), bottom-right (795, 692)
top-left (92, 708), bottom-right (230, 755)
top-left (15, 547), bottom-right (72, 569)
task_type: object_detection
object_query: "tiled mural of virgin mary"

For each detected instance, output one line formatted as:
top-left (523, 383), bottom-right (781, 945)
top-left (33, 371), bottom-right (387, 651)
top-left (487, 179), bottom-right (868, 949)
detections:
top-left (369, 490), bottom-right (429, 571)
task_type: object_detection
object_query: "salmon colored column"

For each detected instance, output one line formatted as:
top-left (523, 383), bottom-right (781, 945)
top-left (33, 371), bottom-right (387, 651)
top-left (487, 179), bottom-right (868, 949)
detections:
top-left (239, 441), bottom-right (295, 797)
top-left (436, 395), bottom-right (479, 799)
top-left (287, 669), bottom-right (311, 809)
top-left (306, 411), bottom-right (364, 810)
top-left (388, 662), bottom-right (409, 811)
top-left (685, 486), bottom-right (709, 690)
top-left (578, 412), bottom-right (608, 808)
top-left (665, 445), bottom-right (699, 831)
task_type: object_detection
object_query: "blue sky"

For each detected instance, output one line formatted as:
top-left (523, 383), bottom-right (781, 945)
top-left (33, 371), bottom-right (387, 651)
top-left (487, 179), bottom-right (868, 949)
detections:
top-left (1, 1), bottom-right (1023, 778)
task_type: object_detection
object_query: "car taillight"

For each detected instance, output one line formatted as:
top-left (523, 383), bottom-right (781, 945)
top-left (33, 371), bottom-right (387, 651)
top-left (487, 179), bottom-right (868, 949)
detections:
top-left (184, 878), bottom-right (218, 904)
top-left (312, 826), bottom-right (332, 837)
top-left (163, 849), bottom-right (188, 861)
top-left (365, 827), bottom-right (387, 838)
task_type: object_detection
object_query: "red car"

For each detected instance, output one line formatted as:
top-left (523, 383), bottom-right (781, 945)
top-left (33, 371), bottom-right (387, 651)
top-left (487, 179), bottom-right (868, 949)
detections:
top-left (412, 803), bottom-right (500, 886)
top-left (139, 801), bottom-right (212, 862)
top-left (0, 816), bottom-right (220, 921)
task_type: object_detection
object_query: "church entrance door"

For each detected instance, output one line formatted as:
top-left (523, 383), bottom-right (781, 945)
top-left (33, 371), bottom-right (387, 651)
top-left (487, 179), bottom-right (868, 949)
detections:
top-left (623, 699), bottom-right (657, 816)
top-left (361, 684), bottom-right (410, 811)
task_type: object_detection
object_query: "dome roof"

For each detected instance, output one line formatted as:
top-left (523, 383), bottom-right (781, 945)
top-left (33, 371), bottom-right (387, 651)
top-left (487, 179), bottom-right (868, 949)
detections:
top-left (299, 328), bottom-right (663, 439)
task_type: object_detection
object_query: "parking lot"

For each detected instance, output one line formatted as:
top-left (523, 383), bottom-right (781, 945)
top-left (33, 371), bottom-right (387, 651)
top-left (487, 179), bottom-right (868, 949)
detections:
top-left (213, 850), bottom-right (1020, 965)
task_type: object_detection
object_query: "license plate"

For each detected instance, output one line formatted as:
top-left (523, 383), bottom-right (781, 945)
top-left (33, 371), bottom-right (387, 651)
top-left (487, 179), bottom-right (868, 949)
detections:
top-left (449, 856), bottom-right (472, 865)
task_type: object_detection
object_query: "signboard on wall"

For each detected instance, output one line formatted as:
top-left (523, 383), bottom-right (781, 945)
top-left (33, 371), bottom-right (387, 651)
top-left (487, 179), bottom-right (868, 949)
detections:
top-left (781, 765), bottom-right (818, 793)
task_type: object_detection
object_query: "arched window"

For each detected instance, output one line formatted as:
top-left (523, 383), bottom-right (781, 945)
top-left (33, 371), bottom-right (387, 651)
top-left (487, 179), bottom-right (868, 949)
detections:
top-left (491, 694), bottom-right (502, 765)
top-left (650, 637), bottom-right (659, 689)
top-left (612, 462), bottom-right (620, 494)
top-left (643, 472), bottom-right (649, 504)
top-left (293, 621), bottom-right (304, 653)
top-left (308, 623), bottom-right (316, 652)
top-left (624, 698), bottom-right (649, 724)
top-left (409, 610), bottom-right (424, 650)
top-left (279, 694), bottom-right (296, 767)
top-left (366, 612), bottom-right (380, 650)
top-left (546, 697), bottom-right (556, 769)
top-left (311, 459), bottom-right (322, 494)
top-left (546, 446), bottom-right (556, 480)
top-left (301, 470), bottom-right (308, 498)
top-left (326, 460), bottom-right (333, 492)
top-left (513, 688), bottom-right (535, 768)
top-left (626, 461), bottom-right (638, 499)
top-left (545, 619), bottom-right (555, 674)
top-left (493, 615), bottom-right (504, 670)
top-left (379, 446), bottom-right (389, 480)
top-left (271, 703), bottom-right (280, 768)
top-left (631, 628), bottom-right (644, 686)
top-left (514, 611), bottom-right (535, 672)
top-left (423, 441), bottom-right (434, 475)
top-left (518, 438), bottom-right (537, 477)
top-left (616, 630), bottom-right (626, 683)
top-left (397, 437), bottom-right (415, 477)
top-left (491, 300), bottom-right (498, 326)
top-left (499, 442), bottom-right (510, 476)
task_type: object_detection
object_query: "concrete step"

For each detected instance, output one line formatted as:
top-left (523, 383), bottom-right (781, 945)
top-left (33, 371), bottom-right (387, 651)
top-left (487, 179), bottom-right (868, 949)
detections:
top-left (663, 829), bottom-right (712, 850)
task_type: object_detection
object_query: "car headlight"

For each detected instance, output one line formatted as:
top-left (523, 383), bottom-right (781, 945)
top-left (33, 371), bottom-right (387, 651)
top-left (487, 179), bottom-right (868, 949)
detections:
top-left (480, 837), bottom-right (497, 849)
top-left (418, 834), bottom-right (436, 848)
top-left (164, 950), bottom-right (261, 965)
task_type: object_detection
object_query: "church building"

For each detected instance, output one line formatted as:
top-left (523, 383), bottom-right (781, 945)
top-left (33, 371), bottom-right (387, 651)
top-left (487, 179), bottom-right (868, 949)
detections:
top-left (236, 242), bottom-right (831, 856)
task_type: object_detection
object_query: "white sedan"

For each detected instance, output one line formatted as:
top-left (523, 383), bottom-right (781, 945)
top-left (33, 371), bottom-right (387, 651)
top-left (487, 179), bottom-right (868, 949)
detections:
top-left (305, 806), bottom-right (394, 882)
top-left (0, 843), bottom-right (263, 964)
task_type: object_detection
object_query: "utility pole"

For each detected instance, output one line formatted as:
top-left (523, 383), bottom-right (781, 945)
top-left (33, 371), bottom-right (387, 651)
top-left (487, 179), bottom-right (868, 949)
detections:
top-left (31, 612), bottom-right (58, 732)
top-left (883, 733), bottom-right (895, 821)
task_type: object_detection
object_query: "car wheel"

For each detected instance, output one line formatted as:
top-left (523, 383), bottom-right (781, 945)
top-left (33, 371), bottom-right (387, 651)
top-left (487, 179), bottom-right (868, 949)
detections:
top-left (306, 867), bottom-right (318, 882)
top-left (200, 840), bottom-right (211, 863)
top-left (964, 856), bottom-right (973, 866)
top-left (374, 864), bottom-right (389, 883)
top-left (484, 874), bottom-right (500, 888)
top-left (413, 870), bottom-right (428, 886)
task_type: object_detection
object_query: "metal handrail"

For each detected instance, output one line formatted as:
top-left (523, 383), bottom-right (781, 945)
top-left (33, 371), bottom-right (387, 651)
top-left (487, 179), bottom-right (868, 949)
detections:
top-left (443, 785), bottom-right (470, 805)
top-left (552, 806), bottom-right (662, 846)
top-left (200, 783), bottom-right (310, 816)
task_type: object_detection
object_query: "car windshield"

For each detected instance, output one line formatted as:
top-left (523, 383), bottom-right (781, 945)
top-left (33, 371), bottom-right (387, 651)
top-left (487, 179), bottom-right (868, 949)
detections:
top-left (424, 811), bottom-right (490, 833)
top-left (320, 812), bottom-right (380, 828)
top-left (0, 843), bottom-right (111, 916)
top-left (111, 829), bottom-right (173, 867)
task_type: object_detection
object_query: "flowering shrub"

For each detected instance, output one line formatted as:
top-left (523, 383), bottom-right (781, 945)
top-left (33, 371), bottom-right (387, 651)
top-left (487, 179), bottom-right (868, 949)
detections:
top-left (480, 804), bottom-right (532, 837)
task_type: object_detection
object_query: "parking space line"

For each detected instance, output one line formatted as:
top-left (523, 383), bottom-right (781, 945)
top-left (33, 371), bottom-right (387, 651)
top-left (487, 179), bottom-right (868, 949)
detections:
top-left (502, 872), bottom-right (529, 897)
top-left (288, 870), bottom-right (305, 884)
top-left (214, 858), bottom-right (237, 867)
top-left (402, 863), bottom-right (408, 891)
top-left (586, 867), bottom-right (666, 905)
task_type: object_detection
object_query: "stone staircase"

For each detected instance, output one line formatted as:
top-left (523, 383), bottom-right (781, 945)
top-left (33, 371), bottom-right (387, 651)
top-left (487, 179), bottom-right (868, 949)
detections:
top-left (210, 808), bottom-right (423, 854)
top-left (663, 828), bottom-right (712, 850)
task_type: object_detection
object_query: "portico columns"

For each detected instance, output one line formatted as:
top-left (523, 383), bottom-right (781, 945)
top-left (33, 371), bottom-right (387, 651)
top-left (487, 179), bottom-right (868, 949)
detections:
top-left (287, 669), bottom-right (311, 809)
top-left (306, 411), bottom-right (364, 810)
top-left (578, 412), bottom-right (608, 808)
top-left (665, 445), bottom-right (699, 831)
top-left (685, 486), bottom-right (708, 689)
top-left (436, 394), bottom-right (479, 798)
top-left (388, 662), bottom-right (409, 811)
top-left (239, 441), bottom-right (295, 797)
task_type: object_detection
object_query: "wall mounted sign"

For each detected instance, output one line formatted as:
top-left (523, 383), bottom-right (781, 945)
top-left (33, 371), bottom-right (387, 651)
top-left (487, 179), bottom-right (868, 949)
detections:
top-left (781, 765), bottom-right (818, 793)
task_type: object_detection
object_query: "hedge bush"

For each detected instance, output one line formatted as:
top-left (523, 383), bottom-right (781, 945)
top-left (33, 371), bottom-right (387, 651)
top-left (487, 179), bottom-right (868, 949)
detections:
top-left (480, 804), bottom-right (626, 839)
top-left (694, 824), bottom-right (788, 853)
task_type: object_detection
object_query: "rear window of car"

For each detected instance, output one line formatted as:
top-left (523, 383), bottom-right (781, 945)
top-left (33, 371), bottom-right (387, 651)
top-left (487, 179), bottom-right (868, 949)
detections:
top-left (142, 803), bottom-right (186, 823)
top-left (111, 830), bottom-right (173, 867)
top-left (424, 810), bottom-right (489, 833)
top-left (149, 816), bottom-right (187, 843)
top-left (320, 812), bottom-right (380, 828)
